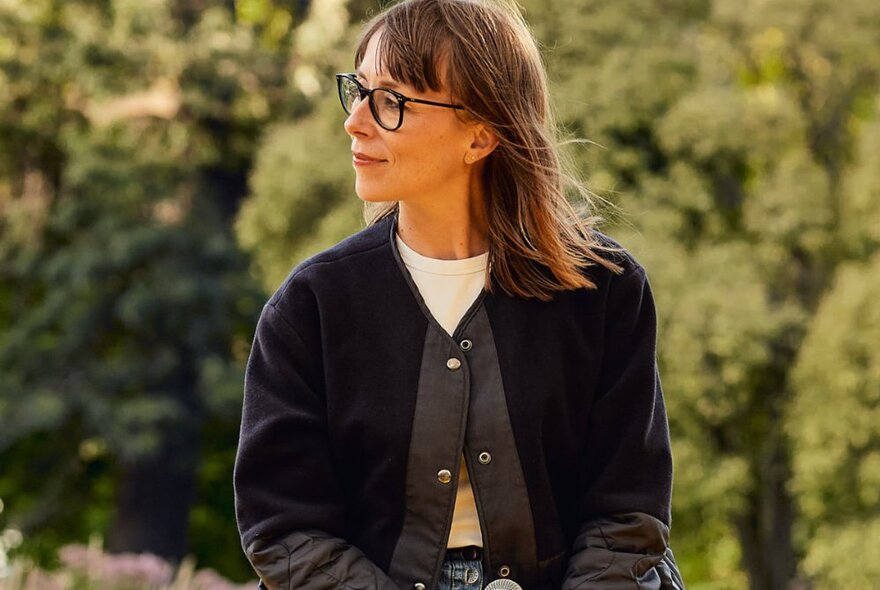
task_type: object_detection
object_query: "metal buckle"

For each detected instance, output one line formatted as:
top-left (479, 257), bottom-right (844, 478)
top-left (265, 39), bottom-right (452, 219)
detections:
top-left (485, 579), bottom-right (523, 590)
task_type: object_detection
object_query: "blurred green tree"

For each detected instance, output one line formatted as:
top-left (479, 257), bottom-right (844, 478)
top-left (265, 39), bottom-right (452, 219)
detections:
top-left (0, 0), bottom-right (303, 579)
top-left (235, 0), bottom-right (363, 291)
top-left (788, 250), bottom-right (880, 589)
top-left (523, 0), bottom-right (880, 588)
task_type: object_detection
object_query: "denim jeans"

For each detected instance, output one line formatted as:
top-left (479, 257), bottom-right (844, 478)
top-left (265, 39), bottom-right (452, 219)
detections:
top-left (435, 557), bottom-right (484, 590)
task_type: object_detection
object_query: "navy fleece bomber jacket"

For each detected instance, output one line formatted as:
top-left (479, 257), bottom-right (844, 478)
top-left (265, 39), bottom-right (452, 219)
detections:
top-left (234, 212), bottom-right (685, 590)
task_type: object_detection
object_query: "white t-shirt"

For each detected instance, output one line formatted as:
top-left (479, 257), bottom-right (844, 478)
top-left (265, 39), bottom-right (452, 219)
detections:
top-left (396, 232), bottom-right (486, 549)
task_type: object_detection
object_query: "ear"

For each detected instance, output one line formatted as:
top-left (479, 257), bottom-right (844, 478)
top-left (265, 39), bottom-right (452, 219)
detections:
top-left (465, 124), bottom-right (500, 164)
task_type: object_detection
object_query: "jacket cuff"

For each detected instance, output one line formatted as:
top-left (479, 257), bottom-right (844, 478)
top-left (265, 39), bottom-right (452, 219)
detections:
top-left (562, 512), bottom-right (685, 589)
top-left (245, 529), bottom-right (400, 590)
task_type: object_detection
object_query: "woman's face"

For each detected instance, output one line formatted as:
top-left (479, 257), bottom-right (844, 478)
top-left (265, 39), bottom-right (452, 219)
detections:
top-left (344, 33), bottom-right (478, 205)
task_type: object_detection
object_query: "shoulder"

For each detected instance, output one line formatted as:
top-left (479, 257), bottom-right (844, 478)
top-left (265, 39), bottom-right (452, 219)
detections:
top-left (565, 229), bottom-right (657, 329)
top-left (268, 215), bottom-right (394, 304)
top-left (287, 214), bottom-right (393, 281)
top-left (583, 229), bottom-right (649, 290)
top-left (588, 233), bottom-right (658, 333)
top-left (259, 215), bottom-right (395, 332)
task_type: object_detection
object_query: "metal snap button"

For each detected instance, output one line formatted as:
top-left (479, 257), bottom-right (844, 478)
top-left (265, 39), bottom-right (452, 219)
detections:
top-left (459, 338), bottom-right (473, 351)
top-left (437, 469), bottom-right (453, 484)
top-left (498, 565), bottom-right (511, 577)
top-left (414, 583), bottom-right (426, 590)
top-left (446, 357), bottom-right (461, 370)
top-left (478, 451), bottom-right (492, 465)
top-left (464, 567), bottom-right (480, 584)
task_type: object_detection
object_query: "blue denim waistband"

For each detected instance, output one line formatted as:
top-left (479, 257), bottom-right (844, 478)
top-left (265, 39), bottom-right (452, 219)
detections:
top-left (437, 557), bottom-right (484, 590)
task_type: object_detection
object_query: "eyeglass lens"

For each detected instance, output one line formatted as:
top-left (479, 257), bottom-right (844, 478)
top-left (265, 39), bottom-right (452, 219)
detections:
top-left (339, 77), bottom-right (402, 130)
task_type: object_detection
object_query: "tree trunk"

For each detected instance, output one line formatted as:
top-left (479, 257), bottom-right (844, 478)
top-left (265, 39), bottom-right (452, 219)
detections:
top-left (107, 437), bottom-right (200, 561)
top-left (107, 372), bottom-right (203, 561)
top-left (735, 432), bottom-right (797, 590)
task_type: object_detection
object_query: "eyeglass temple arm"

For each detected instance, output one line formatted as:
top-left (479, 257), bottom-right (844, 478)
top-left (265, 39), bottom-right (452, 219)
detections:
top-left (404, 97), bottom-right (465, 110)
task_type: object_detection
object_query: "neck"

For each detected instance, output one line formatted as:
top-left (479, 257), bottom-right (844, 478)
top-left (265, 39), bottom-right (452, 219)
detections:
top-left (396, 186), bottom-right (489, 260)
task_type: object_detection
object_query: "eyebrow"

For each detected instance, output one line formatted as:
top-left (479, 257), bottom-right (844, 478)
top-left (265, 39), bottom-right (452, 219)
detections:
top-left (355, 69), bottom-right (402, 90)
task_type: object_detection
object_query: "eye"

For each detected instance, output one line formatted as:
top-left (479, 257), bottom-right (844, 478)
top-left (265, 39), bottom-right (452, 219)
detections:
top-left (382, 95), bottom-right (400, 110)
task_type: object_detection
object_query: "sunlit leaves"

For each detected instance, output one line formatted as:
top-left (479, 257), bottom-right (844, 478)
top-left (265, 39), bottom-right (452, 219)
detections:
top-left (789, 255), bottom-right (880, 525)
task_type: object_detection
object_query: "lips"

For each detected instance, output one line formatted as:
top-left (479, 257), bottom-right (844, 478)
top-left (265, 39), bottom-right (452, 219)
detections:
top-left (352, 151), bottom-right (386, 164)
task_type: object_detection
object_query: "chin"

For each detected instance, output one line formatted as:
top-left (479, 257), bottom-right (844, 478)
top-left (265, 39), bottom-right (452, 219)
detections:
top-left (354, 180), bottom-right (398, 203)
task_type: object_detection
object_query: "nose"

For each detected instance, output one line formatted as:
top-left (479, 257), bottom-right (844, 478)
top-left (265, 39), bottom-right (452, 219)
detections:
top-left (343, 96), bottom-right (375, 137)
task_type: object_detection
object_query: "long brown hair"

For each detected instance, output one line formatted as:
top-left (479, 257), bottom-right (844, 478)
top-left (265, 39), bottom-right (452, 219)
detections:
top-left (355, 0), bottom-right (622, 300)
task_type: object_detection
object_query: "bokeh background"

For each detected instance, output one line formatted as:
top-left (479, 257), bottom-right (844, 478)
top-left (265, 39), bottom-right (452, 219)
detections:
top-left (1, 0), bottom-right (879, 588)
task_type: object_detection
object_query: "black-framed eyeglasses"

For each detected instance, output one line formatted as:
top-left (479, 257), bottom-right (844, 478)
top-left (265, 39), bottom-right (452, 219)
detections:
top-left (335, 73), bottom-right (465, 131)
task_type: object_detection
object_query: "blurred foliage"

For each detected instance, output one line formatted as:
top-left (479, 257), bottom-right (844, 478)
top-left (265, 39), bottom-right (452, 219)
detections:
top-left (1, 0), bottom-right (879, 588)
top-left (788, 253), bottom-right (880, 588)
top-left (235, 102), bottom-right (363, 288)
top-left (0, 0), bottom-right (293, 581)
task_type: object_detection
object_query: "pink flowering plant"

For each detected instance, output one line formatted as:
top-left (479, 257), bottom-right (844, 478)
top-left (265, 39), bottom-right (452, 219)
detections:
top-left (59, 544), bottom-right (174, 589)
top-left (2, 543), bottom-right (255, 590)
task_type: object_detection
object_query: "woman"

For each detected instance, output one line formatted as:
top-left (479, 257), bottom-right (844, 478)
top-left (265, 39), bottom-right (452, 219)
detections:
top-left (234, 0), bottom-right (685, 589)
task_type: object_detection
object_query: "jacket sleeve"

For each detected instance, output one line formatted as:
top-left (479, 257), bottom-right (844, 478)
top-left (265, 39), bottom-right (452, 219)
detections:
top-left (234, 300), bottom-right (399, 590)
top-left (562, 265), bottom-right (685, 590)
